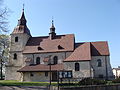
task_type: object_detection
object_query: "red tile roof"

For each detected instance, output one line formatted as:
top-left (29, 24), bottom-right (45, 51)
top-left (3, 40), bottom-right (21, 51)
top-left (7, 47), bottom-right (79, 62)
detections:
top-left (64, 42), bottom-right (91, 61)
top-left (17, 64), bottom-right (64, 72)
top-left (64, 41), bottom-right (109, 61)
top-left (91, 41), bottom-right (110, 56)
top-left (23, 34), bottom-right (74, 54)
top-left (18, 41), bottom-right (109, 71)
top-left (12, 25), bottom-right (31, 35)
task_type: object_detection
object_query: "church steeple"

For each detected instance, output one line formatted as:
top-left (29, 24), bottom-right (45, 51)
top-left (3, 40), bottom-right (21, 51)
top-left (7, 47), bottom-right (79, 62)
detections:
top-left (17, 5), bottom-right (27, 26)
top-left (50, 20), bottom-right (55, 31)
top-left (49, 19), bottom-right (56, 40)
top-left (12, 5), bottom-right (31, 36)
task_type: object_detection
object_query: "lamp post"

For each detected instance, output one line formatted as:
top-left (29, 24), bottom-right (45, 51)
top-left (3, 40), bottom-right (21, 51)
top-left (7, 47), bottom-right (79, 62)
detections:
top-left (57, 71), bottom-right (59, 90)
top-left (48, 55), bottom-right (52, 89)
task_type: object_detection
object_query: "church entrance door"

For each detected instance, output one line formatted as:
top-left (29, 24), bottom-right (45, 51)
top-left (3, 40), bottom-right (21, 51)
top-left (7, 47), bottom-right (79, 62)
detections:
top-left (52, 72), bottom-right (57, 81)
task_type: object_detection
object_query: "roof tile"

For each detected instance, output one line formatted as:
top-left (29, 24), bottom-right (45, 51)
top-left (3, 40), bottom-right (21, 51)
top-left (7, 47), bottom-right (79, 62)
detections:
top-left (64, 41), bottom-right (109, 61)
top-left (18, 64), bottom-right (64, 72)
top-left (23, 34), bottom-right (74, 53)
top-left (91, 41), bottom-right (110, 56)
top-left (64, 42), bottom-right (91, 61)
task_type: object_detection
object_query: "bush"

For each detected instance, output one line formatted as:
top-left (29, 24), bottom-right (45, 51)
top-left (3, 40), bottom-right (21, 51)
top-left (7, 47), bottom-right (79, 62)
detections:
top-left (112, 78), bottom-right (120, 83)
top-left (78, 78), bottom-right (107, 85)
top-left (59, 83), bottom-right (77, 86)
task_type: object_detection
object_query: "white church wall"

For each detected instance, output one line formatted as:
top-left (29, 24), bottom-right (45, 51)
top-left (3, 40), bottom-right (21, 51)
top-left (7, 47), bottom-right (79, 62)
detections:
top-left (5, 33), bottom-right (30, 80)
top-left (5, 66), bottom-right (22, 80)
top-left (64, 61), bottom-right (91, 78)
top-left (10, 33), bottom-right (30, 51)
top-left (23, 72), bottom-right (50, 82)
top-left (23, 52), bottom-right (72, 65)
top-left (91, 56), bottom-right (113, 79)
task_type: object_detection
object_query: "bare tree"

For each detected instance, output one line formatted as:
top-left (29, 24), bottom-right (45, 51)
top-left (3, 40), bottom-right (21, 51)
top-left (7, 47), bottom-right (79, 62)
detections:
top-left (0, 0), bottom-right (9, 33)
top-left (0, 0), bottom-right (9, 79)
top-left (0, 34), bottom-right (9, 79)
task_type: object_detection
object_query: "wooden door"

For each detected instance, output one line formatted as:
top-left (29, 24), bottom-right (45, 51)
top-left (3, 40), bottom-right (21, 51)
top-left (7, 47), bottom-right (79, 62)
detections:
top-left (52, 72), bottom-right (57, 81)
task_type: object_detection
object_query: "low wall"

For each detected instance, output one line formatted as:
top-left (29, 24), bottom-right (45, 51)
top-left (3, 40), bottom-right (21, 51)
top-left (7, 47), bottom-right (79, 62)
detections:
top-left (60, 84), bottom-right (120, 90)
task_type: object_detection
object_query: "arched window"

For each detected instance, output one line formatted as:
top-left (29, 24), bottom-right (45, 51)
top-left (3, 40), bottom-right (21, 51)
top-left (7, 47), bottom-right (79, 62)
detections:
top-left (36, 57), bottom-right (40, 65)
top-left (53, 56), bottom-right (58, 65)
top-left (15, 37), bottom-right (18, 42)
top-left (75, 63), bottom-right (80, 71)
top-left (14, 53), bottom-right (17, 59)
top-left (97, 59), bottom-right (102, 67)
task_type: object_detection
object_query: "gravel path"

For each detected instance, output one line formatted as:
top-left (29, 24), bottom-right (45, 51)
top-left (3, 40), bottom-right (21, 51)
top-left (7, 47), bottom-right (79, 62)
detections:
top-left (0, 86), bottom-right (49, 90)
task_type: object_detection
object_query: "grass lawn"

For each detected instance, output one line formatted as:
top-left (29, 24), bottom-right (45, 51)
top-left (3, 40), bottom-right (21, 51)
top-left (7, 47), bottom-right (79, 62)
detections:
top-left (0, 80), bottom-right (58, 86)
top-left (0, 80), bottom-right (118, 87)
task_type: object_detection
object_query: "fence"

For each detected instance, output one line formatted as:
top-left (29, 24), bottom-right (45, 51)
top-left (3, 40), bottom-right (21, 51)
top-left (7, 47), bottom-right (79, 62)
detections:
top-left (58, 76), bottom-right (114, 84)
top-left (60, 84), bottom-right (120, 90)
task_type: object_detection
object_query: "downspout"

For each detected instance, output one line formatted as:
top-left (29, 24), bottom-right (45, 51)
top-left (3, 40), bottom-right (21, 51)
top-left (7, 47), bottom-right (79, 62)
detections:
top-left (89, 61), bottom-right (91, 78)
top-left (105, 56), bottom-right (108, 80)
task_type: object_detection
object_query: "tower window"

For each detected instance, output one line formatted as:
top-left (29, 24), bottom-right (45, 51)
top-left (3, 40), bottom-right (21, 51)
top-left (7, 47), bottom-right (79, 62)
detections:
top-left (75, 63), bottom-right (80, 71)
top-left (53, 56), bottom-right (58, 65)
top-left (36, 57), bottom-right (40, 65)
top-left (13, 53), bottom-right (17, 59)
top-left (15, 37), bottom-right (18, 42)
top-left (97, 59), bottom-right (102, 67)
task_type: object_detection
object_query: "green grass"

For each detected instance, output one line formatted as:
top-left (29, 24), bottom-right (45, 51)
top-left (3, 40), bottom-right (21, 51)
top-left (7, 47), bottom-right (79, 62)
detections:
top-left (0, 80), bottom-right (58, 86)
top-left (0, 80), bottom-right (119, 87)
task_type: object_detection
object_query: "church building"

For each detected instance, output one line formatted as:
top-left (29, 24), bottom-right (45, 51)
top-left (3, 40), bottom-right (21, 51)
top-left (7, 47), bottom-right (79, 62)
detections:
top-left (5, 9), bottom-right (113, 82)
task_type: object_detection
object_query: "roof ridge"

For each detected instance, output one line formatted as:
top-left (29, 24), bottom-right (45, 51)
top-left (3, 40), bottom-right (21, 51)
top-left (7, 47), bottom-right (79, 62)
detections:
top-left (76, 41), bottom-right (108, 44)
top-left (32, 34), bottom-right (74, 38)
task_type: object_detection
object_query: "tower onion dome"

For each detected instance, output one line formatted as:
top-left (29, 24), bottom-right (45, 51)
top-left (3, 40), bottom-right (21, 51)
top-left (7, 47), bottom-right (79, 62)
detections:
top-left (50, 20), bottom-right (55, 31)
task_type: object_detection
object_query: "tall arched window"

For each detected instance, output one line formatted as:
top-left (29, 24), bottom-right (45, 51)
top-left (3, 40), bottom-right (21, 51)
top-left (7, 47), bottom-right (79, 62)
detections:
top-left (13, 53), bottom-right (17, 59)
top-left (97, 59), bottom-right (102, 67)
top-left (53, 56), bottom-right (58, 65)
top-left (36, 57), bottom-right (40, 65)
top-left (15, 36), bottom-right (18, 42)
top-left (75, 63), bottom-right (80, 71)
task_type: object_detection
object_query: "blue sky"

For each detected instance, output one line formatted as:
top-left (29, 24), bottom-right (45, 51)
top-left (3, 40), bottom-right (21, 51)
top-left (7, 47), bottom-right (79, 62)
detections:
top-left (4, 0), bottom-right (120, 68)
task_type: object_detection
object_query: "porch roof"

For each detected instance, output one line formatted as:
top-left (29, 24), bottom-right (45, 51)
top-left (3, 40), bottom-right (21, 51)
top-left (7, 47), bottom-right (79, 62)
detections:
top-left (17, 64), bottom-right (64, 72)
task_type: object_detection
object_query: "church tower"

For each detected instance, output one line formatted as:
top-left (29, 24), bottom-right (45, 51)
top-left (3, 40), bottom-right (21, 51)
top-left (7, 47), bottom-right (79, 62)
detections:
top-left (10, 8), bottom-right (31, 51)
top-left (5, 8), bottom-right (31, 80)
